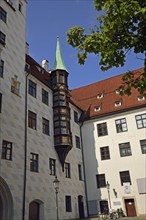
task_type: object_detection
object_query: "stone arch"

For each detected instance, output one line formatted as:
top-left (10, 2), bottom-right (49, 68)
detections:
top-left (0, 176), bottom-right (13, 220)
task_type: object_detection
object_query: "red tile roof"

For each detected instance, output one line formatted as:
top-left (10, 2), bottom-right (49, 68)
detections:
top-left (70, 68), bottom-right (146, 120)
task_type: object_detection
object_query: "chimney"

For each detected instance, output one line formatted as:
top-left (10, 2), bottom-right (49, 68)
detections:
top-left (42, 59), bottom-right (49, 71)
top-left (25, 42), bottom-right (29, 55)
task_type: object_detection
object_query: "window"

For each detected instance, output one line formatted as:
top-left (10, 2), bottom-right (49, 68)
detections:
top-left (42, 89), bottom-right (49, 105)
top-left (115, 118), bottom-right (128, 133)
top-left (75, 136), bottom-right (80, 149)
top-left (65, 162), bottom-right (71, 178)
top-left (0, 31), bottom-right (6, 45)
top-left (0, 93), bottom-right (2, 113)
top-left (65, 196), bottom-right (72, 212)
top-left (140, 139), bottom-right (146, 154)
top-left (115, 101), bottom-right (122, 107)
top-left (136, 114), bottom-right (146, 129)
top-left (0, 7), bottom-right (7, 23)
top-left (42, 118), bottom-right (50, 135)
top-left (138, 96), bottom-right (145, 101)
top-left (100, 146), bottom-right (110, 160)
top-left (119, 142), bottom-right (132, 157)
top-left (74, 111), bottom-right (78, 123)
top-left (97, 93), bottom-right (103, 99)
top-left (94, 106), bottom-right (101, 112)
top-left (96, 174), bottom-right (106, 188)
top-left (49, 158), bottom-right (56, 175)
top-left (78, 164), bottom-right (83, 180)
top-left (28, 79), bottom-right (37, 97)
top-left (1, 140), bottom-right (12, 160)
top-left (18, 2), bottom-right (22, 12)
top-left (0, 60), bottom-right (4, 77)
top-left (97, 122), bottom-right (108, 137)
top-left (28, 111), bottom-right (37, 130)
top-left (11, 75), bottom-right (20, 95)
top-left (119, 171), bottom-right (131, 185)
top-left (30, 153), bottom-right (39, 172)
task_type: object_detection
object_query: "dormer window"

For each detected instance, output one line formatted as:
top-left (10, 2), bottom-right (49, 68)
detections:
top-left (97, 93), bottom-right (103, 99)
top-left (115, 101), bottom-right (122, 107)
top-left (94, 106), bottom-right (101, 112)
top-left (116, 88), bottom-right (122, 94)
top-left (138, 96), bottom-right (145, 101)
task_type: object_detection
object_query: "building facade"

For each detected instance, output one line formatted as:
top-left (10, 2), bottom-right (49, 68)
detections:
top-left (0, 1), bottom-right (146, 220)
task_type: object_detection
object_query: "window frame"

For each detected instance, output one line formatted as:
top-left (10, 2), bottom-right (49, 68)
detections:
top-left (75, 135), bottom-right (81, 149)
top-left (136, 114), bottom-right (146, 129)
top-left (0, 31), bottom-right (6, 46)
top-left (100, 146), bottom-right (110, 160)
top-left (1, 140), bottom-right (12, 160)
top-left (28, 79), bottom-right (37, 98)
top-left (119, 142), bottom-right (132, 157)
top-left (74, 111), bottom-right (78, 123)
top-left (96, 174), bottom-right (106, 188)
top-left (42, 117), bottom-right (50, 136)
top-left (140, 139), bottom-right (146, 154)
top-left (64, 162), bottom-right (71, 178)
top-left (119, 170), bottom-right (131, 186)
top-left (65, 196), bottom-right (72, 212)
top-left (42, 88), bottom-right (49, 105)
top-left (115, 118), bottom-right (128, 133)
top-left (0, 60), bottom-right (4, 77)
top-left (28, 110), bottom-right (37, 130)
top-left (0, 93), bottom-right (2, 113)
top-left (97, 122), bottom-right (108, 137)
top-left (49, 158), bottom-right (56, 176)
top-left (78, 164), bottom-right (83, 181)
top-left (0, 6), bottom-right (7, 23)
top-left (30, 153), bottom-right (39, 172)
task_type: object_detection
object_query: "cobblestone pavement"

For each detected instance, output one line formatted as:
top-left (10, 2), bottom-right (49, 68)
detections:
top-left (76, 215), bottom-right (146, 220)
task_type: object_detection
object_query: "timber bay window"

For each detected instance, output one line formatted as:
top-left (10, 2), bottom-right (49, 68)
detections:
top-left (96, 174), bottom-right (106, 188)
top-left (75, 136), bottom-right (80, 149)
top-left (136, 114), bottom-right (146, 129)
top-left (100, 146), bottom-right (110, 160)
top-left (119, 171), bottom-right (131, 185)
top-left (0, 60), bottom-right (4, 77)
top-left (115, 118), bottom-right (128, 133)
top-left (42, 89), bottom-right (49, 105)
top-left (1, 140), bottom-right (12, 160)
top-left (119, 142), bottom-right (132, 157)
top-left (49, 158), bottom-right (56, 175)
top-left (28, 79), bottom-right (37, 97)
top-left (42, 118), bottom-right (50, 135)
top-left (28, 110), bottom-right (37, 129)
top-left (65, 196), bottom-right (72, 212)
top-left (97, 122), bottom-right (108, 137)
top-left (0, 7), bottom-right (7, 23)
top-left (30, 153), bottom-right (39, 172)
top-left (65, 162), bottom-right (71, 178)
top-left (140, 139), bottom-right (146, 154)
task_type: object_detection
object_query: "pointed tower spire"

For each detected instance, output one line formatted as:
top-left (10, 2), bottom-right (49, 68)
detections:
top-left (52, 37), bottom-right (67, 72)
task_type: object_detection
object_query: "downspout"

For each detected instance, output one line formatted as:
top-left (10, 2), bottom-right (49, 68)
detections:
top-left (22, 72), bottom-right (29, 220)
top-left (79, 121), bottom-right (89, 217)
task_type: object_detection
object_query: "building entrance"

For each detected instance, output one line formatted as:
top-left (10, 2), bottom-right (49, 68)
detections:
top-left (124, 198), bottom-right (137, 217)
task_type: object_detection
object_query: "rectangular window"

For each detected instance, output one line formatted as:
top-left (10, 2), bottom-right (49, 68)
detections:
top-left (75, 136), bottom-right (80, 149)
top-left (119, 171), bottom-right (131, 185)
top-left (65, 162), bottom-right (71, 178)
top-left (0, 31), bottom-right (6, 46)
top-left (28, 110), bottom-right (37, 130)
top-left (28, 79), bottom-right (37, 97)
top-left (140, 139), bottom-right (146, 154)
top-left (0, 93), bottom-right (2, 113)
top-left (115, 118), bottom-right (128, 133)
top-left (0, 60), bottom-right (4, 77)
top-left (49, 158), bottom-right (56, 175)
top-left (97, 122), bottom-right (108, 137)
top-left (74, 111), bottom-right (78, 123)
top-left (136, 114), bottom-right (146, 129)
top-left (119, 142), bottom-right (132, 157)
top-left (96, 174), bottom-right (106, 188)
top-left (42, 89), bottom-right (49, 105)
top-left (100, 146), bottom-right (110, 160)
top-left (42, 117), bottom-right (50, 135)
top-left (0, 6), bottom-right (7, 23)
top-left (78, 164), bottom-right (82, 180)
top-left (65, 196), bottom-right (72, 212)
top-left (1, 140), bottom-right (12, 160)
top-left (30, 153), bottom-right (39, 172)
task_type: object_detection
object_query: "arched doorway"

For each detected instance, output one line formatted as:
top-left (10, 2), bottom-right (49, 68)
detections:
top-left (0, 176), bottom-right (13, 220)
top-left (78, 195), bottom-right (84, 219)
top-left (29, 201), bottom-right (40, 220)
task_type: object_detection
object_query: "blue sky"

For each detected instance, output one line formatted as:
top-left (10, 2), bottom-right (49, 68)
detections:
top-left (26, 0), bottom-right (144, 89)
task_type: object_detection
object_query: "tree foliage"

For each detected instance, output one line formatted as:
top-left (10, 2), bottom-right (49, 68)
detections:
top-left (67, 0), bottom-right (146, 95)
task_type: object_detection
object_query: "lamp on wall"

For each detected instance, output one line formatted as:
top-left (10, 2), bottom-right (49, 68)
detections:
top-left (106, 181), bottom-right (111, 209)
top-left (53, 176), bottom-right (60, 220)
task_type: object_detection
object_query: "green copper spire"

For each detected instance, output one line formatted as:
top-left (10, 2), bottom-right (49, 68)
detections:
top-left (52, 37), bottom-right (67, 72)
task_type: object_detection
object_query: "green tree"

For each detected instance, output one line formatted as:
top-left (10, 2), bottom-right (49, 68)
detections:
top-left (67, 0), bottom-right (146, 95)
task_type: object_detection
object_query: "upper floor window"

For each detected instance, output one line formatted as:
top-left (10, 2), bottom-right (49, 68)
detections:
top-left (74, 111), bottom-right (78, 123)
top-left (0, 31), bottom-right (6, 46)
top-left (136, 114), bottom-right (146, 129)
top-left (78, 164), bottom-right (83, 180)
top-left (65, 162), bottom-right (71, 178)
top-left (42, 118), bottom-right (50, 136)
top-left (96, 174), bottom-right (106, 188)
top-left (28, 79), bottom-right (37, 98)
top-left (28, 110), bottom-right (37, 130)
top-left (65, 196), bottom-right (72, 212)
top-left (97, 122), bottom-right (108, 137)
top-left (0, 60), bottom-right (4, 77)
top-left (11, 75), bottom-right (20, 96)
top-left (75, 136), bottom-right (80, 149)
top-left (49, 158), bottom-right (56, 175)
top-left (137, 96), bottom-right (145, 101)
top-left (100, 146), bottom-right (110, 160)
top-left (18, 2), bottom-right (22, 12)
top-left (0, 7), bottom-right (7, 23)
top-left (119, 142), bottom-right (132, 157)
top-left (115, 118), bottom-right (128, 133)
top-left (1, 140), bottom-right (12, 160)
top-left (140, 139), bottom-right (146, 154)
top-left (119, 170), bottom-right (131, 186)
top-left (42, 89), bottom-right (49, 105)
top-left (30, 153), bottom-right (39, 172)
top-left (0, 93), bottom-right (2, 113)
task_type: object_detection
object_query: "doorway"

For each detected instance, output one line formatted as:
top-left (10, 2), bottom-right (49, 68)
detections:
top-left (29, 201), bottom-right (40, 220)
top-left (78, 195), bottom-right (85, 219)
top-left (124, 198), bottom-right (137, 217)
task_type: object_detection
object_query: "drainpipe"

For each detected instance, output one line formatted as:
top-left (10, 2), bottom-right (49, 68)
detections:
top-left (22, 72), bottom-right (29, 220)
top-left (79, 121), bottom-right (89, 217)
